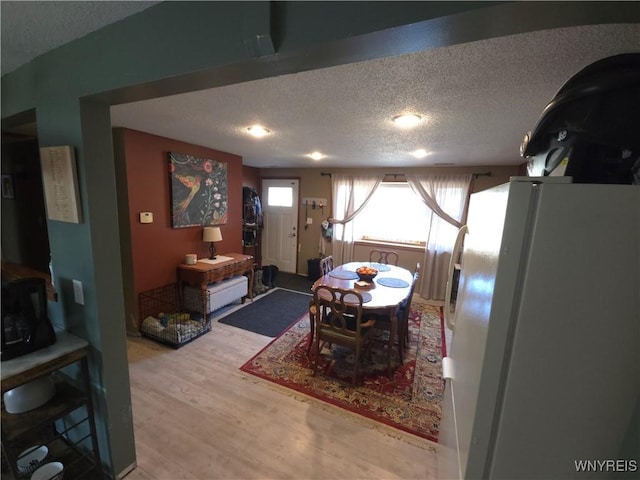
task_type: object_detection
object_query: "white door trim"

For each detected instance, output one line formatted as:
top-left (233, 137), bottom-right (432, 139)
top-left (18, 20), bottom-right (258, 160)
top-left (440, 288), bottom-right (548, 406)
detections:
top-left (261, 178), bottom-right (299, 273)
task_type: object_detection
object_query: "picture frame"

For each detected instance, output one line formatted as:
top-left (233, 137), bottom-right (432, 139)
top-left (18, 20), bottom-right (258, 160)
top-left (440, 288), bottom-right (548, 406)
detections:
top-left (1, 175), bottom-right (14, 199)
top-left (39, 146), bottom-right (83, 224)
top-left (169, 152), bottom-right (228, 228)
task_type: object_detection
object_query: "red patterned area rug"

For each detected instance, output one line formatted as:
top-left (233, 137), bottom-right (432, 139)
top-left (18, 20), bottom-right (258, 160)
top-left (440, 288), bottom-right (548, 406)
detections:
top-left (240, 301), bottom-right (446, 442)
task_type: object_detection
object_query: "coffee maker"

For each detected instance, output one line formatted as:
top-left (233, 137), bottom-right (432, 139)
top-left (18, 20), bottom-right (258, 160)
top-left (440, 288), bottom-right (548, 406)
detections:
top-left (2, 277), bottom-right (56, 361)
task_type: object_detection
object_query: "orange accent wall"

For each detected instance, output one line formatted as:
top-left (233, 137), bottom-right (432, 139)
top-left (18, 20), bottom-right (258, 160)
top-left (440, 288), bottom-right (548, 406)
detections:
top-left (120, 128), bottom-right (245, 295)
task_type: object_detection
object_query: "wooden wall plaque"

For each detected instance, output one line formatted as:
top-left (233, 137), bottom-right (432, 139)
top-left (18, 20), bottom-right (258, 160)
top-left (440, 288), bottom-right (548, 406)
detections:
top-left (40, 146), bottom-right (83, 224)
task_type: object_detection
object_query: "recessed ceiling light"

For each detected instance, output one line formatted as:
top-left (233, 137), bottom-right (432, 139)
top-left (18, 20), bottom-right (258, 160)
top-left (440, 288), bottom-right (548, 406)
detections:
top-left (392, 113), bottom-right (423, 128)
top-left (246, 125), bottom-right (270, 138)
top-left (308, 151), bottom-right (324, 160)
top-left (411, 149), bottom-right (430, 158)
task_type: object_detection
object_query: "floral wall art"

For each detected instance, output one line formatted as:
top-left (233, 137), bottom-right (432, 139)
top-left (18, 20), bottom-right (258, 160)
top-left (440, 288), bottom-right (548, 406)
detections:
top-left (169, 152), bottom-right (228, 228)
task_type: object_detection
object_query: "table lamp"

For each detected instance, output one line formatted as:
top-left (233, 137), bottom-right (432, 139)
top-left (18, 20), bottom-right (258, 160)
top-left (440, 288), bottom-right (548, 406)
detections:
top-left (203, 226), bottom-right (222, 259)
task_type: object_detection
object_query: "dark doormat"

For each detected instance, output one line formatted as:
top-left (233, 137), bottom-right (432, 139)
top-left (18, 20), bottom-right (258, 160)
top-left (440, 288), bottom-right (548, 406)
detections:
top-left (218, 288), bottom-right (311, 337)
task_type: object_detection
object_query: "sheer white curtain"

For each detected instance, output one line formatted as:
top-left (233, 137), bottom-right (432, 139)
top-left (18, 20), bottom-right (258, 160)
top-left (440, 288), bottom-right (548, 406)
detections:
top-left (407, 174), bottom-right (472, 300)
top-left (330, 174), bottom-right (384, 265)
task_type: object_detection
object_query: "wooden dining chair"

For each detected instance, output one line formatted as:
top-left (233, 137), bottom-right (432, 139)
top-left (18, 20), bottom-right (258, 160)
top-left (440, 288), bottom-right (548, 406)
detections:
top-left (312, 285), bottom-right (376, 384)
top-left (307, 256), bottom-right (334, 355)
top-left (371, 263), bottom-right (420, 376)
top-left (319, 255), bottom-right (334, 276)
top-left (398, 263), bottom-right (421, 348)
top-left (369, 249), bottom-right (399, 266)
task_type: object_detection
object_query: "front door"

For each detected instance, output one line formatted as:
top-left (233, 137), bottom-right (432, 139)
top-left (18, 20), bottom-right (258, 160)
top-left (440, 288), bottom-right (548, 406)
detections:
top-left (261, 178), bottom-right (299, 273)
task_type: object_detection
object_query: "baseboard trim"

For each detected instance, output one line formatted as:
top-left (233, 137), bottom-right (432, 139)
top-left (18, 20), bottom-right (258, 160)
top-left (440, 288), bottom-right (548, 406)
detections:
top-left (117, 461), bottom-right (137, 479)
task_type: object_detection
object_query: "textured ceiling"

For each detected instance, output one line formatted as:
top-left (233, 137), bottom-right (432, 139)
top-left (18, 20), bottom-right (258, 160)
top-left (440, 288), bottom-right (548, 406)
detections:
top-left (111, 23), bottom-right (640, 168)
top-left (2, 2), bottom-right (639, 169)
top-left (0, 1), bottom-right (160, 74)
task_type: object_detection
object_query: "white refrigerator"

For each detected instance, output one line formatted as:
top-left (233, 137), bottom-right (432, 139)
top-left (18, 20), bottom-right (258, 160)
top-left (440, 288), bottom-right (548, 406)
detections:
top-left (438, 177), bottom-right (640, 479)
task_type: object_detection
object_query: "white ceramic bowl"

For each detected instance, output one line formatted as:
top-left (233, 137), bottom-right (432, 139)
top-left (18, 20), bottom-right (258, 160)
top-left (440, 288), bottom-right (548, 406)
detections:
top-left (17, 445), bottom-right (48, 475)
top-left (3, 375), bottom-right (56, 414)
top-left (31, 461), bottom-right (64, 480)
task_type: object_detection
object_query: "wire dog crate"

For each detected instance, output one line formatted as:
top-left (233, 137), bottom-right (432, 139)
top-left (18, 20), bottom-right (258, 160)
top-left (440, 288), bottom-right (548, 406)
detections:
top-left (138, 283), bottom-right (210, 348)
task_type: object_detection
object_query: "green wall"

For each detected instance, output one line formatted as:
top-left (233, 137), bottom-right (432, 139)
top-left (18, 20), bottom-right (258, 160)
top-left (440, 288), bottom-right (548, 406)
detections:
top-left (3, 1), bottom-right (636, 476)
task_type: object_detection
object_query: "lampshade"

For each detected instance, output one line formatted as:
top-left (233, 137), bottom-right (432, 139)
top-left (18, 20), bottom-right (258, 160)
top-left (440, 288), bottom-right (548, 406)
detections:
top-left (203, 226), bottom-right (222, 242)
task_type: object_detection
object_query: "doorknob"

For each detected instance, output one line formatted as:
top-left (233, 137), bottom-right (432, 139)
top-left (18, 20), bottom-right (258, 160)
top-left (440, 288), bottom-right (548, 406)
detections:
top-left (288, 233), bottom-right (296, 238)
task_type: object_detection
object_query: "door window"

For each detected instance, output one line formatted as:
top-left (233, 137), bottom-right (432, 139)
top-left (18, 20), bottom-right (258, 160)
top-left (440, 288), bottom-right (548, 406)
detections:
top-left (267, 186), bottom-right (293, 207)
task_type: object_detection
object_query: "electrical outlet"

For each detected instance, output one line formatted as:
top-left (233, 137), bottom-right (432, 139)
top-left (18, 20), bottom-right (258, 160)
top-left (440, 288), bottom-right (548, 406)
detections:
top-left (306, 217), bottom-right (313, 225)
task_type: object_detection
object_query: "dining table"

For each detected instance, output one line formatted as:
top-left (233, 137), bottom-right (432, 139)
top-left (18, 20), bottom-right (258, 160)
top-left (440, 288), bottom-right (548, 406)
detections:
top-left (311, 261), bottom-right (414, 377)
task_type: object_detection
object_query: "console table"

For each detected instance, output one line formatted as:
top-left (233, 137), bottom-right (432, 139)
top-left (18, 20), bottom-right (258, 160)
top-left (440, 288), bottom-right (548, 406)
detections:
top-left (177, 253), bottom-right (254, 300)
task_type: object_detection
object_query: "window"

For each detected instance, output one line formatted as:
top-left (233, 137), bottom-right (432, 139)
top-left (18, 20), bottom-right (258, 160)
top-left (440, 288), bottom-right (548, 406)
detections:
top-left (355, 183), bottom-right (428, 245)
top-left (354, 182), bottom-right (463, 247)
top-left (267, 186), bottom-right (293, 207)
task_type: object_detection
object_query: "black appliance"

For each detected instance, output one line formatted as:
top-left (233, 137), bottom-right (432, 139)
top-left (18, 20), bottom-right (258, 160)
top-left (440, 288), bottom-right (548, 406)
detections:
top-left (521, 53), bottom-right (640, 184)
top-left (1, 277), bottom-right (56, 361)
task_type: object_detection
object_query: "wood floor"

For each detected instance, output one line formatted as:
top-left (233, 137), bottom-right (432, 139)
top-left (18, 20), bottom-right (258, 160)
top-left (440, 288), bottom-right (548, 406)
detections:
top-left (123, 307), bottom-right (442, 479)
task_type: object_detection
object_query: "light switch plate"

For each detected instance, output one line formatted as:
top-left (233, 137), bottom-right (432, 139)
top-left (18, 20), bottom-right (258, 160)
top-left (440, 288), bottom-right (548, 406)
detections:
top-left (73, 279), bottom-right (84, 305)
